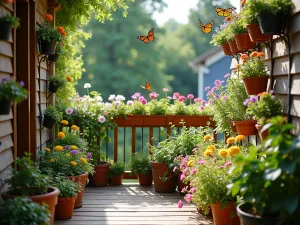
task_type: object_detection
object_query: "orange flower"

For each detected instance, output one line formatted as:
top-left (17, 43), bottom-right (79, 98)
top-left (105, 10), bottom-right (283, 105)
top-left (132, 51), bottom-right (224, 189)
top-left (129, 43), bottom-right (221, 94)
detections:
top-left (250, 51), bottom-right (259, 57)
top-left (241, 54), bottom-right (248, 60)
top-left (61, 31), bottom-right (67, 36)
top-left (258, 52), bottom-right (265, 57)
top-left (225, 17), bottom-right (231, 22)
top-left (236, 64), bottom-right (241, 69)
top-left (232, 69), bottom-right (238, 74)
top-left (241, 0), bottom-right (246, 6)
top-left (66, 76), bottom-right (72, 82)
top-left (57, 27), bottom-right (65, 33)
top-left (258, 92), bottom-right (267, 97)
top-left (45, 14), bottom-right (53, 22)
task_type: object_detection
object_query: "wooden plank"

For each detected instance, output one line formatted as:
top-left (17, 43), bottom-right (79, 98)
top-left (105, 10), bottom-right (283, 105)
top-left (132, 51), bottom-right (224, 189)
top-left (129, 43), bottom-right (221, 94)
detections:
top-left (131, 127), bottom-right (136, 154)
top-left (0, 55), bottom-right (13, 73)
top-left (272, 53), bottom-right (300, 76)
top-left (0, 111), bottom-right (13, 122)
top-left (114, 127), bottom-right (118, 162)
top-left (36, 0), bottom-right (47, 16)
top-left (0, 148), bottom-right (14, 171)
top-left (36, 66), bottom-right (48, 79)
top-left (36, 78), bottom-right (47, 91)
top-left (36, 91), bottom-right (47, 103)
top-left (0, 120), bottom-right (13, 138)
top-left (0, 135), bottom-right (13, 153)
top-left (289, 13), bottom-right (300, 34)
top-left (36, 128), bottom-right (48, 147)
top-left (273, 73), bottom-right (300, 95)
top-left (0, 41), bottom-right (13, 57)
top-left (0, 164), bottom-right (12, 193)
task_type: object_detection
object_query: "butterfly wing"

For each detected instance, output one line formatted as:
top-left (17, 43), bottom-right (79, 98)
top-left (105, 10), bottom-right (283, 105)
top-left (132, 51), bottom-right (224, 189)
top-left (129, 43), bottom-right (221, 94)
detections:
top-left (141, 81), bottom-right (151, 91)
top-left (147, 28), bottom-right (155, 42)
top-left (199, 20), bottom-right (214, 33)
top-left (224, 8), bottom-right (232, 17)
top-left (215, 7), bottom-right (225, 16)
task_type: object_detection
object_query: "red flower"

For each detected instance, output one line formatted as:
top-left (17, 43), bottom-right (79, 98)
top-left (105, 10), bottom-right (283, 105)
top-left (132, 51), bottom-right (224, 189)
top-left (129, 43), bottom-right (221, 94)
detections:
top-left (61, 31), bottom-right (67, 36)
top-left (225, 17), bottom-right (231, 22)
top-left (57, 27), bottom-right (64, 33)
top-left (45, 14), bottom-right (53, 22)
top-left (241, 0), bottom-right (246, 6)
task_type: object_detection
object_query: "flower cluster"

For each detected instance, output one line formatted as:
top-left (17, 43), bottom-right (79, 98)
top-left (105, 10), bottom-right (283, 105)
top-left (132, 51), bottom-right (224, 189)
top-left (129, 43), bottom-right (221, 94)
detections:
top-left (239, 51), bottom-right (268, 78)
top-left (0, 77), bottom-right (28, 103)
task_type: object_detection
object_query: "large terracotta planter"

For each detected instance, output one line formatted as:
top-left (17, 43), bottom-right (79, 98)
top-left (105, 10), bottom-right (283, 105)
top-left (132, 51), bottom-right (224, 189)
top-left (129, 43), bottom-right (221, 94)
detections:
top-left (137, 173), bottom-right (153, 186)
top-left (246, 24), bottom-right (272, 43)
top-left (234, 33), bottom-right (256, 51)
top-left (255, 124), bottom-right (269, 142)
top-left (89, 163), bottom-right (109, 187)
top-left (228, 120), bottom-right (237, 133)
top-left (2, 187), bottom-right (60, 225)
top-left (114, 115), bottom-right (144, 126)
top-left (228, 39), bottom-right (240, 54)
top-left (68, 173), bottom-right (88, 209)
top-left (211, 202), bottom-right (240, 225)
top-left (151, 162), bottom-right (177, 193)
top-left (54, 196), bottom-right (76, 220)
top-left (0, 99), bottom-right (12, 115)
top-left (257, 12), bottom-right (287, 35)
top-left (109, 175), bottom-right (123, 186)
top-left (242, 76), bottom-right (269, 95)
top-left (221, 42), bottom-right (232, 55)
top-left (234, 120), bottom-right (257, 136)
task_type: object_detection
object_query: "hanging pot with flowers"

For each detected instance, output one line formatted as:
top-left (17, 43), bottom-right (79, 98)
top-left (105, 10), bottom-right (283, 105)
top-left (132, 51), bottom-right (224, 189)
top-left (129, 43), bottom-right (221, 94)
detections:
top-left (0, 15), bottom-right (19, 41)
top-left (210, 19), bottom-right (232, 55)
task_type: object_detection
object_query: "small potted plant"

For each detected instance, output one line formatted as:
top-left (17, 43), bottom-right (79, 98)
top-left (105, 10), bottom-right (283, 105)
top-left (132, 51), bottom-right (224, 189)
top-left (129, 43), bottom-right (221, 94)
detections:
top-left (229, 116), bottom-right (300, 225)
top-left (239, 51), bottom-right (269, 95)
top-left (48, 75), bottom-right (66, 93)
top-left (108, 161), bottom-right (125, 186)
top-left (48, 43), bottom-right (63, 62)
top-left (0, 78), bottom-right (28, 115)
top-left (0, 15), bottom-right (20, 40)
top-left (0, 197), bottom-right (51, 225)
top-left (2, 155), bottom-right (60, 225)
top-left (129, 153), bottom-right (152, 186)
top-left (52, 176), bottom-right (82, 220)
top-left (43, 105), bottom-right (62, 129)
top-left (210, 20), bottom-right (232, 55)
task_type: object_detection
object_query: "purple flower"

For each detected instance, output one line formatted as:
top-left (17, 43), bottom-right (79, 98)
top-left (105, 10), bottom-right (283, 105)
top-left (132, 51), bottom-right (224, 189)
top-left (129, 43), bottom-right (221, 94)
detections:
top-left (1, 77), bottom-right (8, 83)
top-left (250, 96), bottom-right (258, 103)
top-left (81, 148), bottom-right (85, 152)
top-left (224, 162), bottom-right (233, 167)
top-left (224, 74), bottom-right (230, 78)
top-left (205, 86), bottom-right (210, 91)
top-left (65, 145), bottom-right (70, 150)
top-left (71, 150), bottom-right (78, 155)
top-left (87, 152), bottom-right (92, 159)
top-left (215, 94), bottom-right (220, 99)
top-left (270, 90), bottom-right (275, 94)
top-left (243, 99), bottom-right (249, 106)
top-left (20, 81), bottom-right (25, 86)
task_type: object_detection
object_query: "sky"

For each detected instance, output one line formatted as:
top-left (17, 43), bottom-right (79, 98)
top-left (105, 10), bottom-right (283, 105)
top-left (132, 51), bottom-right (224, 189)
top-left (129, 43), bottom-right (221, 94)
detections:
top-left (153, 0), bottom-right (241, 26)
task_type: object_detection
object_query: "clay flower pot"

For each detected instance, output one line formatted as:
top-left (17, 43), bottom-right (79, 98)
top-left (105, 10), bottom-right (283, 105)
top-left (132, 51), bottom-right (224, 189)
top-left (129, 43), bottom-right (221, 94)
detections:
top-left (255, 124), bottom-right (269, 142)
top-left (151, 162), bottom-right (177, 193)
top-left (137, 173), bottom-right (153, 186)
top-left (257, 12), bottom-right (287, 35)
top-left (246, 24), bottom-right (272, 42)
top-left (0, 99), bottom-right (12, 115)
top-left (89, 163), bottom-right (109, 187)
top-left (211, 202), bottom-right (240, 225)
top-left (228, 39), bottom-right (240, 54)
top-left (54, 196), bottom-right (76, 220)
top-left (228, 120), bottom-right (237, 133)
top-left (234, 33), bottom-right (256, 51)
top-left (221, 42), bottom-right (232, 55)
top-left (242, 76), bottom-right (269, 95)
top-left (234, 120), bottom-right (258, 136)
top-left (68, 172), bottom-right (88, 209)
top-left (109, 175), bottom-right (123, 185)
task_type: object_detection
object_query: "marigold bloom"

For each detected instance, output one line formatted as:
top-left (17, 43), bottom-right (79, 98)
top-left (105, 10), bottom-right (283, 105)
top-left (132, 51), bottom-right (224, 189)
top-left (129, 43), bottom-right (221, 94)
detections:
top-left (50, 158), bottom-right (55, 163)
top-left (225, 17), bottom-right (231, 21)
top-left (80, 157), bottom-right (87, 163)
top-left (61, 120), bottom-right (68, 125)
top-left (62, 31), bottom-right (67, 36)
top-left (70, 161), bottom-right (77, 166)
top-left (44, 148), bottom-right (51, 152)
top-left (66, 153), bottom-right (70, 157)
top-left (218, 149), bottom-right (229, 157)
top-left (66, 76), bottom-right (72, 82)
top-left (187, 160), bottom-right (195, 167)
top-left (250, 51), bottom-right (258, 58)
top-left (57, 26), bottom-right (64, 33)
top-left (71, 125), bottom-right (79, 131)
top-left (207, 145), bottom-right (216, 151)
top-left (58, 132), bottom-right (65, 139)
top-left (228, 146), bottom-right (241, 156)
top-left (258, 92), bottom-right (267, 97)
top-left (236, 135), bottom-right (245, 142)
top-left (241, 54), bottom-right (248, 60)
top-left (226, 137), bottom-right (236, 144)
top-left (70, 145), bottom-right (78, 150)
top-left (203, 149), bottom-right (214, 157)
top-left (258, 52), bottom-right (264, 57)
top-left (204, 135), bottom-right (212, 141)
top-left (45, 14), bottom-right (53, 22)
top-left (54, 145), bottom-right (63, 151)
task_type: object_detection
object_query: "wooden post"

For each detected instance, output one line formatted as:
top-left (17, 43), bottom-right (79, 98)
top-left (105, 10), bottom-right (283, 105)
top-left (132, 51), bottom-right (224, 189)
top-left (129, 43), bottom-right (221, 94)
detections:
top-left (114, 127), bottom-right (118, 162)
top-left (131, 127), bottom-right (136, 154)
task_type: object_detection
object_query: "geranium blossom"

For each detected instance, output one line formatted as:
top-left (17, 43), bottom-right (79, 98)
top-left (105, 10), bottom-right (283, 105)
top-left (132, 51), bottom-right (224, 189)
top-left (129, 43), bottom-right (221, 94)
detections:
top-left (98, 115), bottom-right (106, 123)
top-left (178, 200), bottom-right (184, 208)
top-left (140, 98), bottom-right (147, 105)
top-left (127, 100), bottom-right (134, 105)
top-left (173, 92), bottom-right (180, 99)
top-left (65, 107), bottom-right (73, 115)
top-left (108, 94), bottom-right (115, 101)
top-left (178, 95), bottom-right (187, 102)
top-left (163, 88), bottom-right (169, 92)
top-left (187, 94), bottom-right (194, 100)
top-left (149, 92), bottom-right (159, 100)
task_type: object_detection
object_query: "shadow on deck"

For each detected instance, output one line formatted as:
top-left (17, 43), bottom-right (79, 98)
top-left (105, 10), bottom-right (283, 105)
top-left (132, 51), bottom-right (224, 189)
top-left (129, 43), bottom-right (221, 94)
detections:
top-left (54, 183), bottom-right (213, 225)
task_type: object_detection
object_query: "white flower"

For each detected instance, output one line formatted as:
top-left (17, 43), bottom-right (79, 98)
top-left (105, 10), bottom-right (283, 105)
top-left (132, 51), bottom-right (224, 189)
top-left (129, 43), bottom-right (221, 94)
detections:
top-left (96, 96), bottom-right (103, 102)
top-left (108, 94), bottom-right (115, 101)
top-left (115, 95), bottom-right (125, 101)
top-left (105, 103), bottom-right (112, 108)
top-left (65, 107), bottom-right (73, 115)
top-left (98, 115), bottom-right (106, 123)
top-left (127, 100), bottom-right (134, 106)
top-left (84, 83), bottom-right (91, 88)
top-left (114, 100), bottom-right (121, 106)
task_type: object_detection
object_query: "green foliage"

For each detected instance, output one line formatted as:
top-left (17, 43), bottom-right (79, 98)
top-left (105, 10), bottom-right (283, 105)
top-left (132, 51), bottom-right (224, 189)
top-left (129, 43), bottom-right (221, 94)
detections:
top-left (109, 161), bottom-right (125, 177)
top-left (129, 153), bottom-right (151, 175)
top-left (0, 197), bottom-right (51, 225)
top-left (0, 78), bottom-right (28, 103)
top-left (44, 105), bottom-right (62, 121)
top-left (210, 21), bottom-right (231, 46)
top-left (36, 21), bottom-right (64, 42)
top-left (147, 99), bottom-right (169, 115)
top-left (240, 53), bottom-right (268, 78)
top-left (0, 15), bottom-right (20, 28)
top-left (240, 0), bottom-right (259, 24)
top-left (127, 100), bottom-right (147, 115)
top-left (49, 75), bottom-right (66, 90)
top-left (229, 14), bottom-right (247, 35)
top-left (52, 127), bottom-right (86, 150)
top-left (229, 116), bottom-right (300, 224)
top-left (247, 0), bottom-right (293, 15)
top-left (51, 176), bottom-right (81, 198)
top-left (5, 154), bottom-right (50, 195)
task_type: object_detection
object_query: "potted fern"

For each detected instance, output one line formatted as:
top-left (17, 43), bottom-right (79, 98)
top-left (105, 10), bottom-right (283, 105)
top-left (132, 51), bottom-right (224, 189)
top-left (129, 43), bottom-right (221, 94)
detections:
top-left (0, 15), bottom-right (19, 40)
top-left (129, 153), bottom-right (152, 186)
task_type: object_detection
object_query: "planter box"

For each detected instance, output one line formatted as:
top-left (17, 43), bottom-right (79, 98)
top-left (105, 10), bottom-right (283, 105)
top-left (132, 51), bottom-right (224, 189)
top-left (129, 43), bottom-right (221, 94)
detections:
top-left (170, 115), bottom-right (214, 127)
top-left (143, 115), bottom-right (168, 126)
top-left (114, 115), bottom-right (144, 126)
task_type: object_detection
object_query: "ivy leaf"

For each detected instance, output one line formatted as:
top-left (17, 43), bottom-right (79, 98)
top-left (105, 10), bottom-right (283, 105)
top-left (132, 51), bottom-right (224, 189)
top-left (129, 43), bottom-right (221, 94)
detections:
top-left (284, 197), bottom-right (299, 214)
top-left (264, 168), bottom-right (281, 181)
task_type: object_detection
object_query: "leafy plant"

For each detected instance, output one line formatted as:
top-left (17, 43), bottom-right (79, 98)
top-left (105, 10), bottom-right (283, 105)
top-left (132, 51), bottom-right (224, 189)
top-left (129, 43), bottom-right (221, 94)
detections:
top-left (146, 97), bottom-right (169, 115)
top-left (127, 100), bottom-right (147, 115)
top-left (129, 153), bottom-right (151, 175)
top-left (240, 0), bottom-right (259, 24)
top-left (210, 20), bottom-right (231, 46)
top-left (36, 14), bottom-right (65, 42)
top-left (229, 14), bottom-right (248, 35)
top-left (5, 154), bottom-right (51, 195)
top-left (0, 78), bottom-right (28, 103)
top-left (0, 15), bottom-right (20, 28)
top-left (240, 51), bottom-right (268, 78)
top-left (51, 176), bottom-right (81, 198)
top-left (44, 105), bottom-right (62, 121)
top-left (0, 197), bottom-right (51, 225)
top-left (247, 0), bottom-right (293, 15)
top-left (228, 116), bottom-right (300, 224)
top-left (108, 161), bottom-right (125, 177)
top-left (49, 75), bottom-right (66, 89)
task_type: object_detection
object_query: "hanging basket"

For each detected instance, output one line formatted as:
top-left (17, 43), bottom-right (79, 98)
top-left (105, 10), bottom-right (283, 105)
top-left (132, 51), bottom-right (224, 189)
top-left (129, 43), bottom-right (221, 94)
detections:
top-left (257, 12), bottom-right (287, 35)
top-left (48, 53), bottom-right (59, 63)
top-left (221, 42), bottom-right (232, 55)
top-left (48, 82), bottom-right (59, 93)
top-left (0, 20), bottom-right (12, 41)
top-left (39, 39), bottom-right (57, 55)
top-left (246, 24), bottom-right (272, 43)
top-left (0, 99), bottom-right (12, 115)
top-left (242, 76), bottom-right (269, 95)
top-left (234, 33), bottom-right (256, 51)
top-left (233, 120), bottom-right (258, 136)
top-left (43, 114), bottom-right (56, 129)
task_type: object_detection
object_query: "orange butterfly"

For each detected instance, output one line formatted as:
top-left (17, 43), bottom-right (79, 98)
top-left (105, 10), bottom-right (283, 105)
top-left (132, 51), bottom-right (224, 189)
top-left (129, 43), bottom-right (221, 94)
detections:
top-left (137, 28), bottom-right (155, 44)
top-left (199, 20), bottom-right (214, 33)
top-left (215, 7), bottom-right (236, 17)
top-left (141, 81), bottom-right (151, 91)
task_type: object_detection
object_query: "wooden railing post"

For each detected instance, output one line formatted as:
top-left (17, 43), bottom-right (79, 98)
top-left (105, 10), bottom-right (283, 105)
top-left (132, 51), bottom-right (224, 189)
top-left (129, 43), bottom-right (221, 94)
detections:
top-left (113, 127), bottom-right (118, 162)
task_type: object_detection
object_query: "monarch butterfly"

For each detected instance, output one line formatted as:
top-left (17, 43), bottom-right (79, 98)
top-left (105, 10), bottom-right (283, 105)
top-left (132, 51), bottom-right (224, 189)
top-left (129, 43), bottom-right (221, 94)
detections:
top-left (141, 81), bottom-right (151, 91)
top-left (215, 7), bottom-right (236, 17)
top-left (199, 20), bottom-right (214, 33)
top-left (137, 28), bottom-right (155, 44)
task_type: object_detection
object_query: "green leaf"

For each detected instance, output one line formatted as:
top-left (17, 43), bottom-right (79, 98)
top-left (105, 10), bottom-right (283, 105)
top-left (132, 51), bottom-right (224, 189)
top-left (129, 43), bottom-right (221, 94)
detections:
top-left (284, 197), bottom-right (299, 214)
top-left (279, 159), bottom-right (296, 174)
top-left (264, 168), bottom-right (282, 181)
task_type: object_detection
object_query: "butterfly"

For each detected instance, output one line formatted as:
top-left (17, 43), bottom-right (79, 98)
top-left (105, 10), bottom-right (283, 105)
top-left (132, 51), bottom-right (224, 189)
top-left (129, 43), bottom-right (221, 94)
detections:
top-left (137, 28), bottom-right (155, 44)
top-left (215, 7), bottom-right (236, 17)
top-left (199, 20), bottom-right (214, 33)
top-left (141, 81), bottom-right (151, 91)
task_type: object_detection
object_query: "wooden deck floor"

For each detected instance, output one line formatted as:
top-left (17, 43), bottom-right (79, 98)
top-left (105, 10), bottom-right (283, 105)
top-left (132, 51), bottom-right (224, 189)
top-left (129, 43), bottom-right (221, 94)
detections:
top-left (54, 183), bottom-right (213, 225)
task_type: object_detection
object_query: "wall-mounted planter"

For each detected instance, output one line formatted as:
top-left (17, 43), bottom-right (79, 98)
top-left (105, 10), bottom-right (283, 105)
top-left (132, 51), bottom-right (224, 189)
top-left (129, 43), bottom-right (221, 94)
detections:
top-left (233, 120), bottom-right (258, 136)
top-left (170, 115), bottom-right (214, 127)
top-left (48, 82), bottom-right (59, 93)
top-left (234, 33), bottom-right (256, 51)
top-left (242, 76), bottom-right (269, 95)
top-left (228, 39), bottom-right (241, 54)
top-left (228, 120), bottom-right (237, 133)
top-left (246, 24), bottom-right (272, 43)
top-left (39, 39), bottom-right (57, 55)
top-left (0, 20), bottom-right (12, 41)
top-left (0, 99), bottom-right (12, 115)
top-left (221, 42), bottom-right (232, 55)
top-left (48, 53), bottom-right (59, 63)
top-left (43, 114), bottom-right (56, 129)
top-left (257, 12), bottom-right (287, 35)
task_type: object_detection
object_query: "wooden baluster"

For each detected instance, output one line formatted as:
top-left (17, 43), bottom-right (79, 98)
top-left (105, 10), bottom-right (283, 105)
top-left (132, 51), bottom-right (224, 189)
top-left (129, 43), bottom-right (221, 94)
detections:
top-left (114, 127), bottom-right (118, 162)
top-left (148, 127), bottom-right (153, 155)
top-left (131, 127), bottom-right (136, 154)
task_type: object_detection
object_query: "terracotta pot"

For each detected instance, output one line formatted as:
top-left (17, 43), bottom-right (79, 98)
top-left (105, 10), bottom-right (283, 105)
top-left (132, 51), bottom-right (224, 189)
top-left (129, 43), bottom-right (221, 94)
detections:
top-left (151, 162), bottom-right (177, 193)
top-left (234, 120), bottom-right (258, 136)
top-left (228, 120), bottom-right (237, 133)
top-left (109, 175), bottom-right (123, 185)
top-left (221, 42), bottom-right (232, 55)
top-left (68, 173), bottom-right (88, 209)
top-left (54, 196), bottom-right (76, 220)
top-left (228, 39), bottom-right (240, 54)
top-left (89, 163), bottom-right (109, 187)
top-left (211, 202), bottom-right (240, 225)
top-left (234, 33), bottom-right (256, 51)
top-left (0, 99), bottom-right (12, 115)
top-left (242, 76), bottom-right (269, 95)
top-left (257, 12), bottom-right (287, 35)
top-left (246, 24), bottom-right (272, 43)
top-left (137, 173), bottom-right (153, 186)
top-left (39, 39), bottom-right (57, 55)
top-left (2, 187), bottom-right (60, 225)
top-left (255, 124), bottom-right (269, 142)
top-left (43, 114), bottom-right (56, 129)
top-left (0, 20), bottom-right (12, 40)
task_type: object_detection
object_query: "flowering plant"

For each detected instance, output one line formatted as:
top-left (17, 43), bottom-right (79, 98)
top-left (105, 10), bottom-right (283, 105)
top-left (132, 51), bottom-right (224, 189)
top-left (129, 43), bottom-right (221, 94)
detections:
top-left (246, 0), bottom-right (293, 15)
top-left (210, 20), bottom-right (231, 46)
top-left (43, 105), bottom-right (62, 122)
top-left (0, 78), bottom-right (28, 103)
top-left (229, 14), bottom-right (248, 35)
top-left (244, 91), bottom-right (283, 124)
top-left (239, 51), bottom-right (268, 78)
top-left (146, 92), bottom-right (169, 115)
top-left (127, 93), bottom-right (147, 115)
top-left (51, 176), bottom-right (81, 198)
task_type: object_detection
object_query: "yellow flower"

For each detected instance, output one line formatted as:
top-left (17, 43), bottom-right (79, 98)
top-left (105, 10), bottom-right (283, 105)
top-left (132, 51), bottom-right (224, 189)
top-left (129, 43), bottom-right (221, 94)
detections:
top-left (71, 125), bottom-right (79, 131)
top-left (218, 149), bottom-right (229, 157)
top-left (58, 132), bottom-right (65, 139)
top-left (187, 160), bottom-right (195, 167)
top-left (203, 149), bottom-right (214, 157)
top-left (236, 135), bottom-right (245, 142)
top-left (54, 145), bottom-right (63, 151)
top-left (50, 158), bottom-right (55, 163)
top-left (204, 135), bottom-right (212, 141)
top-left (70, 145), bottom-right (78, 150)
top-left (44, 148), bottom-right (51, 152)
top-left (226, 137), bottom-right (236, 144)
top-left (66, 153), bottom-right (70, 157)
top-left (236, 64), bottom-right (241, 69)
top-left (70, 161), bottom-right (77, 166)
top-left (228, 146), bottom-right (241, 156)
top-left (207, 145), bottom-right (216, 151)
top-left (80, 157), bottom-right (87, 163)
top-left (61, 120), bottom-right (68, 125)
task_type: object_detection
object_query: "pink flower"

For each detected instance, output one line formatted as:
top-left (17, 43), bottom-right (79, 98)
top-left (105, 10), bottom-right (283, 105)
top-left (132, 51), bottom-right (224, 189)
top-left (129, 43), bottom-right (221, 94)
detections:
top-left (197, 160), bottom-right (206, 165)
top-left (190, 187), bottom-right (197, 193)
top-left (224, 161), bottom-right (233, 167)
top-left (211, 87), bottom-right (217, 92)
top-left (178, 95), bottom-right (187, 102)
top-left (180, 173), bottom-right (186, 181)
top-left (218, 165), bottom-right (224, 169)
top-left (173, 166), bottom-right (178, 172)
top-left (65, 107), bottom-right (73, 115)
top-left (201, 100), bottom-right (206, 105)
top-left (190, 168), bottom-right (197, 175)
top-left (163, 88), bottom-right (169, 92)
top-left (127, 100), bottom-right (134, 105)
top-left (138, 96), bottom-right (145, 102)
top-left (205, 86), bottom-right (210, 91)
top-left (187, 94), bottom-right (194, 100)
top-left (183, 167), bottom-right (188, 174)
top-left (134, 92), bottom-right (141, 97)
top-left (185, 194), bottom-right (192, 203)
top-left (194, 98), bottom-right (202, 103)
top-left (114, 100), bottom-right (121, 106)
top-left (108, 94), bottom-right (115, 101)
top-left (223, 96), bottom-right (228, 101)
top-left (140, 98), bottom-right (147, 105)
top-left (207, 91), bottom-right (213, 97)
top-left (178, 200), bottom-right (184, 208)
top-left (173, 92), bottom-right (180, 99)
top-left (98, 115), bottom-right (106, 123)
top-left (199, 106), bottom-right (205, 110)
top-left (131, 95), bottom-right (137, 100)
top-left (103, 111), bottom-right (108, 116)
top-left (224, 73), bottom-right (230, 78)
top-left (149, 92), bottom-right (159, 100)
top-left (192, 147), bottom-right (198, 152)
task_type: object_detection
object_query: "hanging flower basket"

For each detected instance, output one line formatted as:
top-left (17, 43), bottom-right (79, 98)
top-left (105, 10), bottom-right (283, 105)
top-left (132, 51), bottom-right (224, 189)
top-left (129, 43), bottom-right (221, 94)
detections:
top-left (39, 39), bottom-right (57, 55)
top-left (0, 99), bottom-right (12, 115)
top-left (48, 53), bottom-right (59, 63)
top-left (43, 114), bottom-right (56, 129)
top-left (48, 82), bottom-right (59, 93)
top-left (242, 76), bottom-right (269, 95)
top-left (257, 12), bottom-right (287, 35)
top-left (234, 33), bottom-right (256, 51)
top-left (246, 24), bottom-right (272, 43)
top-left (0, 20), bottom-right (12, 41)
top-left (221, 42), bottom-right (232, 55)
top-left (233, 120), bottom-right (258, 136)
